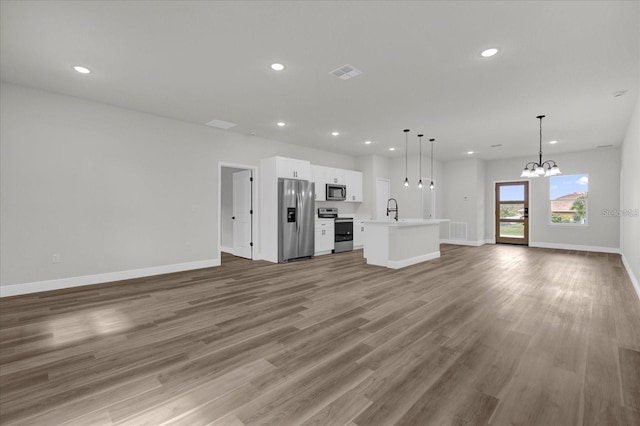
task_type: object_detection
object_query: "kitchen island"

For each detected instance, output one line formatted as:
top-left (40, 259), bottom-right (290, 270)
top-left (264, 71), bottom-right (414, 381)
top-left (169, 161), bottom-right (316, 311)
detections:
top-left (362, 219), bottom-right (448, 269)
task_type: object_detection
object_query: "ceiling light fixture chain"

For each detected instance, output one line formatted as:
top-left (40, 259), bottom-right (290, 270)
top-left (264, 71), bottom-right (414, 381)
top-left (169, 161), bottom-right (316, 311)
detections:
top-left (418, 134), bottom-right (424, 189)
top-left (520, 115), bottom-right (561, 178)
top-left (429, 138), bottom-right (435, 190)
top-left (403, 129), bottom-right (410, 188)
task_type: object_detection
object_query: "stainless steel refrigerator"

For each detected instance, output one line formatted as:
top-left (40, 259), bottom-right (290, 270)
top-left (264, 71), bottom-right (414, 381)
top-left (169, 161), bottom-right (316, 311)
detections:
top-left (278, 178), bottom-right (315, 263)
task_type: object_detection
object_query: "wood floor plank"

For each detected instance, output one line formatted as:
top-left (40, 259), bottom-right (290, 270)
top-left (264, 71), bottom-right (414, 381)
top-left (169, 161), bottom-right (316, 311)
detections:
top-left (489, 348), bottom-right (582, 426)
top-left (618, 347), bottom-right (640, 412)
top-left (299, 389), bottom-right (372, 426)
top-left (1, 245), bottom-right (638, 425)
top-left (113, 359), bottom-right (273, 425)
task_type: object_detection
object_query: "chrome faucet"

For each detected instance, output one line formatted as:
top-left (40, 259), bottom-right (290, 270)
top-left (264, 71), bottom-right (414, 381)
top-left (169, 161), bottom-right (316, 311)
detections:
top-left (386, 198), bottom-right (398, 221)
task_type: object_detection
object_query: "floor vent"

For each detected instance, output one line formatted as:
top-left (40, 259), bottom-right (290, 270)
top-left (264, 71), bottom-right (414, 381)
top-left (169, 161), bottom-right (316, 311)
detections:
top-left (450, 222), bottom-right (468, 240)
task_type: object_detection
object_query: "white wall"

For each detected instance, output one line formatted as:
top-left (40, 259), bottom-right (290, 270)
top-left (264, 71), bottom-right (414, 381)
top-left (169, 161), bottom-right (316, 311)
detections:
top-left (441, 158), bottom-right (486, 244)
top-left (621, 89), bottom-right (640, 296)
top-left (0, 83), bottom-right (357, 290)
top-left (484, 149), bottom-right (621, 251)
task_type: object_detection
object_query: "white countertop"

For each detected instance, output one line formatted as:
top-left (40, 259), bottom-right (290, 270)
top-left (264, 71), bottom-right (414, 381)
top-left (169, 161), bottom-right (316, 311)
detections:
top-left (363, 218), bottom-right (449, 227)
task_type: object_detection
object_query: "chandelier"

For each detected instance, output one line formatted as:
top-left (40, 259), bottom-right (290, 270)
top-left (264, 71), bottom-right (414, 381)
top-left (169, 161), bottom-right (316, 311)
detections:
top-left (520, 115), bottom-right (561, 178)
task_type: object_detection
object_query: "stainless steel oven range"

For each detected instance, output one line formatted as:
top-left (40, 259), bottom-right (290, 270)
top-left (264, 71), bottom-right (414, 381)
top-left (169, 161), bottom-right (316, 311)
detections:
top-left (317, 207), bottom-right (353, 253)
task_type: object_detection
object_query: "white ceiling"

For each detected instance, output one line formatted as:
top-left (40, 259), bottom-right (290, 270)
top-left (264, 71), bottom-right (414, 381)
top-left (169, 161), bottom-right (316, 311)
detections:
top-left (1, 1), bottom-right (638, 161)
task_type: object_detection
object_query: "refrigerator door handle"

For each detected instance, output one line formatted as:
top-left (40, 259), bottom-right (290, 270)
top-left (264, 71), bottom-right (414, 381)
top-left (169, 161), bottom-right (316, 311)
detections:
top-left (296, 191), bottom-right (301, 233)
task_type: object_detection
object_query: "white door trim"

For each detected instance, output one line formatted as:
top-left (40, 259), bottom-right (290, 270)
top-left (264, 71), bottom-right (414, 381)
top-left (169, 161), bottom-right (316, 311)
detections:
top-left (218, 162), bottom-right (259, 261)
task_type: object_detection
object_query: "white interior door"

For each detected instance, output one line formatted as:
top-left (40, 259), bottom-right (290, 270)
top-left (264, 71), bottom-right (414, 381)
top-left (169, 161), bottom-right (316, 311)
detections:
top-left (375, 178), bottom-right (391, 220)
top-left (422, 181), bottom-right (436, 219)
top-left (232, 170), bottom-right (252, 259)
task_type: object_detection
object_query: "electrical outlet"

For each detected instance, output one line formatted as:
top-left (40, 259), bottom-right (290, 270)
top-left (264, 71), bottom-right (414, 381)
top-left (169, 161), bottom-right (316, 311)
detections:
top-left (52, 253), bottom-right (61, 263)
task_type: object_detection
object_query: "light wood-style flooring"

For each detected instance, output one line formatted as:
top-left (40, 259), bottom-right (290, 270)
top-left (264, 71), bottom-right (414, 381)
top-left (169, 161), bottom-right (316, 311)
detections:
top-left (1, 244), bottom-right (639, 425)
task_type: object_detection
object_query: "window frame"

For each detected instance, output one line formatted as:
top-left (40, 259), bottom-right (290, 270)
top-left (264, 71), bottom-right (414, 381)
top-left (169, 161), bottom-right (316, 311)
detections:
top-left (549, 173), bottom-right (589, 227)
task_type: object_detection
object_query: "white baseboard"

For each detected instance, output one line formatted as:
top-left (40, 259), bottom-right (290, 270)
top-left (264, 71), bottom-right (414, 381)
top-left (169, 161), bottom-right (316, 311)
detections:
top-left (220, 246), bottom-right (234, 254)
top-left (440, 239), bottom-right (487, 247)
top-left (529, 242), bottom-right (621, 254)
top-left (621, 254), bottom-right (640, 301)
top-left (387, 251), bottom-right (440, 269)
top-left (0, 258), bottom-right (221, 298)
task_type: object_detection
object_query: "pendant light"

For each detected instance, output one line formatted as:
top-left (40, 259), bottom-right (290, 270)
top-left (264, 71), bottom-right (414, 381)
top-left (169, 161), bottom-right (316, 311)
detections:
top-left (403, 129), bottom-right (410, 188)
top-left (520, 115), bottom-right (561, 178)
top-left (429, 138), bottom-right (435, 190)
top-left (417, 134), bottom-right (424, 189)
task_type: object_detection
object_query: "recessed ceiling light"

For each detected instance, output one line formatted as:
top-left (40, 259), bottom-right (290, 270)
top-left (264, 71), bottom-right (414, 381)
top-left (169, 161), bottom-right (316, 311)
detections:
top-left (481, 48), bottom-right (499, 58)
top-left (549, 140), bottom-right (558, 144)
top-left (389, 147), bottom-right (395, 151)
top-left (467, 151), bottom-right (474, 155)
top-left (276, 122), bottom-right (286, 127)
top-left (73, 65), bottom-right (91, 74)
top-left (270, 63), bottom-right (285, 71)
top-left (364, 140), bottom-right (372, 145)
top-left (331, 131), bottom-right (340, 136)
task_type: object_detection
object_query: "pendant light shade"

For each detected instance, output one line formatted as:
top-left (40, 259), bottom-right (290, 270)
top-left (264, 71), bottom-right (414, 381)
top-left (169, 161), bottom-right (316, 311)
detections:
top-left (417, 134), bottom-right (424, 189)
top-left (429, 138), bottom-right (435, 191)
top-left (403, 129), bottom-right (410, 188)
top-left (520, 115), bottom-right (561, 178)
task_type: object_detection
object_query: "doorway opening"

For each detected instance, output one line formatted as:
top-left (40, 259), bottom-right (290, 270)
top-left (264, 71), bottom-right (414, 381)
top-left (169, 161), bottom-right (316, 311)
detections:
top-left (495, 181), bottom-right (529, 245)
top-left (219, 163), bottom-right (258, 262)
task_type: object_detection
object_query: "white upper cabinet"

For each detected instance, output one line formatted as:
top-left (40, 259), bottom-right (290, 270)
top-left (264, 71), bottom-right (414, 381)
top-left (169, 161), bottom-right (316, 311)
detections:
top-left (310, 165), bottom-right (363, 203)
top-left (276, 157), bottom-right (310, 180)
top-left (311, 165), bottom-right (327, 201)
top-left (344, 170), bottom-right (363, 202)
top-left (325, 168), bottom-right (345, 185)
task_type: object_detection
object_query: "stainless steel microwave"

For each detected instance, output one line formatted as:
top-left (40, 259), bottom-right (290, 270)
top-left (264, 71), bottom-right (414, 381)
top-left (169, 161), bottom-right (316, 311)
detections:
top-left (326, 184), bottom-right (346, 201)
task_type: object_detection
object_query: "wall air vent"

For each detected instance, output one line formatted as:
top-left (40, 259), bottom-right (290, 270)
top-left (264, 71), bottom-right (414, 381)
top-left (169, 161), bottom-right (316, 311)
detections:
top-left (449, 222), bottom-right (468, 240)
top-left (596, 144), bottom-right (614, 149)
top-left (329, 64), bottom-right (363, 80)
top-left (205, 119), bottom-right (237, 129)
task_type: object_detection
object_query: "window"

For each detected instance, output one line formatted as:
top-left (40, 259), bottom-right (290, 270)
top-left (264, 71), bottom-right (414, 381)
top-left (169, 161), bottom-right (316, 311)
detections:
top-left (550, 174), bottom-right (588, 225)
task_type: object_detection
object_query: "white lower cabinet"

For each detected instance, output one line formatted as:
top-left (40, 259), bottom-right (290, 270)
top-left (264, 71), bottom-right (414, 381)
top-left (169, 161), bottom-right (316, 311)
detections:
top-left (315, 220), bottom-right (334, 255)
top-left (353, 220), bottom-right (365, 248)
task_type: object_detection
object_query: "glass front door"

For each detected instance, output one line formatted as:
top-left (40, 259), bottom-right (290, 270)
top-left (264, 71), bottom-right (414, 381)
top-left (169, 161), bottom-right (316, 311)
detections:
top-left (495, 181), bottom-right (529, 245)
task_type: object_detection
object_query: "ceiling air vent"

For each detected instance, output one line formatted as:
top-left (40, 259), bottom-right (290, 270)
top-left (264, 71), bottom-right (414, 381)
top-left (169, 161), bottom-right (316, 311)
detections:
top-left (205, 119), bottom-right (237, 129)
top-left (330, 64), bottom-right (363, 80)
top-left (597, 144), bottom-right (614, 149)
